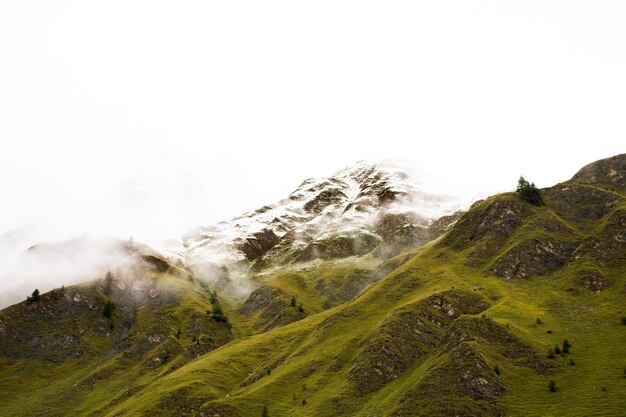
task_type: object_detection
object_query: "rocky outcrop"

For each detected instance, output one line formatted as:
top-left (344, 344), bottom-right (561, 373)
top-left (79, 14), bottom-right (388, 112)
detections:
top-left (240, 286), bottom-right (307, 332)
top-left (235, 228), bottom-right (280, 261)
top-left (441, 195), bottom-right (529, 266)
top-left (348, 291), bottom-right (490, 395)
top-left (391, 316), bottom-right (552, 417)
top-left (580, 269), bottom-right (608, 293)
top-left (296, 233), bottom-right (380, 261)
top-left (489, 237), bottom-right (578, 279)
top-left (573, 208), bottom-right (626, 266)
top-left (570, 153), bottom-right (626, 190)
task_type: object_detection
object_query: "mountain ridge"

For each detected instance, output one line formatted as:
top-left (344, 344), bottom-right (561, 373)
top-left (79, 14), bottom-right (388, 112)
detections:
top-left (0, 154), bottom-right (625, 417)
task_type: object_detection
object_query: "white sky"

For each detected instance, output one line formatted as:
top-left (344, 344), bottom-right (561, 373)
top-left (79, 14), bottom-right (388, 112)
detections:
top-left (1, 1), bottom-right (624, 245)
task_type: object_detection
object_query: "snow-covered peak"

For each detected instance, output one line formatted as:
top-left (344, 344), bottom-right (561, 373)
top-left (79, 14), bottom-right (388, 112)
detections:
top-left (182, 160), bottom-right (466, 273)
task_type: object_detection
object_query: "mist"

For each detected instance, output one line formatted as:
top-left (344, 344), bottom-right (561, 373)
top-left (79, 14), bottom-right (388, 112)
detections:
top-left (1, 1), bottom-right (625, 306)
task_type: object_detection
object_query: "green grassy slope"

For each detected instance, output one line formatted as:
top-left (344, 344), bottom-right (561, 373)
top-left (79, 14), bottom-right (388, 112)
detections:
top-left (1, 154), bottom-right (625, 416)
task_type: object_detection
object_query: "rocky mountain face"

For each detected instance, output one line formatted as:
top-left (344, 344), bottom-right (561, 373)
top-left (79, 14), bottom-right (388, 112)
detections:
top-left (0, 155), bottom-right (625, 417)
top-left (182, 161), bottom-right (464, 281)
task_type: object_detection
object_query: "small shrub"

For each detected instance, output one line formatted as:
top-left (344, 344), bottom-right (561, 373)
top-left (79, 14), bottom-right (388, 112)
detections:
top-left (261, 405), bottom-right (269, 417)
top-left (301, 398), bottom-right (307, 406)
top-left (210, 291), bottom-right (218, 305)
top-left (103, 301), bottom-right (115, 318)
top-left (546, 330), bottom-right (553, 334)
top-left (176, 328), bottom-right (181, 339)
top-left (621, 316), bottom-right (626, 325)
top-left (298, 303), bottom-right (304, 313)
top-left (562, 339), bottom-right (571, 353)
top-left (549, 380), bottom-right (557, 392)
top-left (27, 289), bottom-right (40, 303)
top-left (290, 296), bottom-right (296, 307)
top-left (547, 348), bottom-right (556, 359)
top-left (623, 367), bottom-right (626, 378)
top-left (494, 365), bottom-right (501, 375)
top-left (554, 345), bottom-right (562, 355)
top-left (536, 318), bottom-right (542, 325)
top-left (570, 358), bottom-right (575, 366)
top-left (211, 304), bottom-right (229, 324)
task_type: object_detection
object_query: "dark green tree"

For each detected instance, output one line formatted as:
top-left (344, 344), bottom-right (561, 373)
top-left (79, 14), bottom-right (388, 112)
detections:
top-left (27, 289), bottom-right (40, 303)
top-left (261, 405), bottom-right (269, 417)
top-left (494, 365), bottom-right (501, 375)
top-left (104, 271), bottom-right (114, 295)
top-left (562, 339), bottom-right (571, 353)
top-left (516, 176), bottom-right (544, 206)
top-left (290, 296), bottom-right (296, 307)
top-left (549, 380), bottom-right (557, 392)
top-left (211, 304), bottom-right (229, 324)
top-left (103, 301), bottom-right (115, 318)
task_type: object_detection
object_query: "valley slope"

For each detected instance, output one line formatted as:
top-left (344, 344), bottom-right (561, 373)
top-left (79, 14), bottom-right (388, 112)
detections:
top-left (1, 156), bottom-right (625, 417)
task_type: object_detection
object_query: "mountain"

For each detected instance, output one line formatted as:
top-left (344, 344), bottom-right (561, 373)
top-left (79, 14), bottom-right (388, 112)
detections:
top-left (1, 155), bottom-right (625, 417)
top-left (182, 161), bottom-right (464, 280)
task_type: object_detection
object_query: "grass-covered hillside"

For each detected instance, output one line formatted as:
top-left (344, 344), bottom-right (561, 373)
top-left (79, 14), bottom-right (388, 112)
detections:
top-left (1, 155), bottom-right (625, 417)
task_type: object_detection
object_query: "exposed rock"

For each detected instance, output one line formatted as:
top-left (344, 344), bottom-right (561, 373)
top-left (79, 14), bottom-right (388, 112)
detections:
top-left (296, 233), bottom-right (380, 261)
top-left (581, 269), bottom-right (608, 293)
top-left (570, 153), bottom-right (626, 190)
top-left (348, 291), bottom-right (490, 395)
top-left (489, 238), bottom-right (578, 279)
top-left (235, 228), bottom-right (280, 261)
top-left (441, 196), bottom-right (528, 266)
top-left (391, 344), bottom-right (505, 417)
top-left (543, 185), bottom-right (621, 226)
top-left (573, 208), bottom-right (626, 266)
top-left (391, 317), bottom-right (552, 417)
top-left (195, 402), bottom-right (241, 417)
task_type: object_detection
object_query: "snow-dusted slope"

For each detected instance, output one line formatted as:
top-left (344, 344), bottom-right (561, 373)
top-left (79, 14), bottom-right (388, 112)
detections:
top-left (182, 161), bottom-right (466, 274)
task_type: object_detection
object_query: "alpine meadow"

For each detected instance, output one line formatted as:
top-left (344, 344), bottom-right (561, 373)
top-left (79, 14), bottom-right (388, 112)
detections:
top-left (1, 154), bottom-right (625, 417)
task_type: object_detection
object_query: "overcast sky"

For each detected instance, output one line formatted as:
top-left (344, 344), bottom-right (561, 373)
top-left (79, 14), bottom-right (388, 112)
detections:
top-left (1, 1), bottom-right (624, 246)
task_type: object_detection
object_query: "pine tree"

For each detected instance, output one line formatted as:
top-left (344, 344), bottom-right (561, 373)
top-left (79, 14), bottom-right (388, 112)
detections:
top-left (103, 301), bottom-right (115, 318)
top-left (290, 296), bottom-right (296, 307)
top-left (261, 405), bottom-right (269, 417)
top-left (516, 176), bottom-right (544, 206)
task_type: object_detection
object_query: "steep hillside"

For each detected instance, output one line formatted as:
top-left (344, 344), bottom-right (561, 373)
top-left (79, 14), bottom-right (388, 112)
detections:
top-left (0, 155), bottom-right (625, 417)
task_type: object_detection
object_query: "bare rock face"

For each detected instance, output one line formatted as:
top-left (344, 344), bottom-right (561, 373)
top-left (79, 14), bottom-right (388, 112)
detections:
top-left (489, 238), bottom-right (578, 280)
top-left (235, 228), bottom-right (280, 261)
top-left (573, 208), bottom-right (626, 266)
top-left (570, 153), bottom-right (626, 190)
top-left (441, 195), bottom-right (529, 266)
top-left (544, 185), bottom-right (621, 226)
top-left (348, 291), bottom-right (490, 395)
top-left (390, 316), bottom-right (553, 417)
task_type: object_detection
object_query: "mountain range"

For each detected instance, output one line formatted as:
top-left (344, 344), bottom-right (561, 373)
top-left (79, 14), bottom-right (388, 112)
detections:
top-left (0, 155), bottom-right (625, 417)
